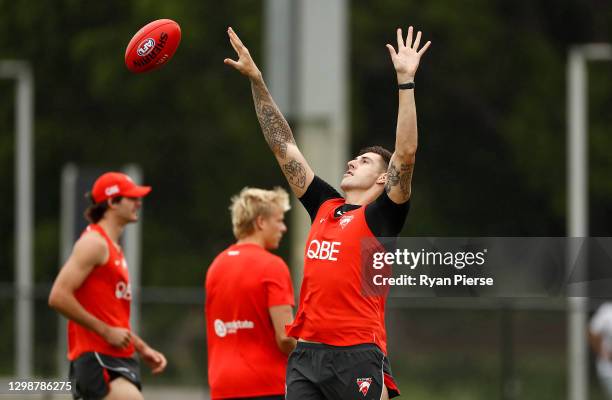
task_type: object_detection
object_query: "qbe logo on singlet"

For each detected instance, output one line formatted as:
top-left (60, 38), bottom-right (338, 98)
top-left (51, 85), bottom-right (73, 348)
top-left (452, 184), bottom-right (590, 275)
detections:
top-left (306, 240), bottom-right (341, 261)
top-left (115, 281), bottom-right (132, 300)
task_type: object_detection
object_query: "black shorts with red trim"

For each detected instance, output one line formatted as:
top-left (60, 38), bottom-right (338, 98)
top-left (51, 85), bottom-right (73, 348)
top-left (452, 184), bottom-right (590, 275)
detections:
top-left (69, 352), bottom-right (141, 399)
top-left (286, 342), bottom-right (400, 400)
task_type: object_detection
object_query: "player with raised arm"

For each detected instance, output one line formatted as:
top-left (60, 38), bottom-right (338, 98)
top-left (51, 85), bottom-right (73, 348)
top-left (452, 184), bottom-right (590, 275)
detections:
top-left (49, 172), bottom-right (167, 400)
top-left (225, 25), bottom-right (430, 399)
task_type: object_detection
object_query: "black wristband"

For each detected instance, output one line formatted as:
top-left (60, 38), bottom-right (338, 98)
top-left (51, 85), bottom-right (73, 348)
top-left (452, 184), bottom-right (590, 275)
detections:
top-left (398, 81), bottom-right (415, 90)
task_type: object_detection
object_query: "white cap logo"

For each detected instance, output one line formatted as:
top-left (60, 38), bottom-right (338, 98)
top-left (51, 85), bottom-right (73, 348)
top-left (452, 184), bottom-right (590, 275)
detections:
top-left (105, 185), bottom-right (120, 196)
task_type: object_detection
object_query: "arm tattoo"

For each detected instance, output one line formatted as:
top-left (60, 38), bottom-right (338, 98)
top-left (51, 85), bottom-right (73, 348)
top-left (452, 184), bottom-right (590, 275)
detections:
top-left (251, 80), bottom-right (295, 159)
top-left (283, 159), bottom-right (307, 189)
top-left (385, 162), bottom-right (414, 196)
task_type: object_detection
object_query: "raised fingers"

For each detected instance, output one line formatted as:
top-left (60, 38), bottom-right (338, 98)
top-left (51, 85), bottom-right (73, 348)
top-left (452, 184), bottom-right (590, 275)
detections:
top-left (406, 26), bottom-right (413, 49)
top-left (397, 26), bottom-right (430, 52)
top-left (418, 40), bottom-right (432, 55)
top-left (228, 27), bottom-right (243, 45)
top-left (385, 43), bottom-right (397, 59)
top-left (413, 30), bottom-right (422, 49)
top-left (396, 28), bottom-right (404, 49)
top-left (227, 29), bottom-right (240, 54)
top-left (228, 27), bottom-right (246, 52)
top-left (223, 58), bottom-right (239, 68)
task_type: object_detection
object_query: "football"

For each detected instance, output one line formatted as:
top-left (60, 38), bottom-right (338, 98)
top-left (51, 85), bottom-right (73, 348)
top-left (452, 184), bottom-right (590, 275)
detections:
top-left (125, 19), bottom-right (181, 73)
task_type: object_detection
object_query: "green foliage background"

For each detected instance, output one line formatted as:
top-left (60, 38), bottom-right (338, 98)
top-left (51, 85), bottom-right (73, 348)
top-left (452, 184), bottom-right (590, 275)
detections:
top-left (0, 0), bottom-right (611, 398)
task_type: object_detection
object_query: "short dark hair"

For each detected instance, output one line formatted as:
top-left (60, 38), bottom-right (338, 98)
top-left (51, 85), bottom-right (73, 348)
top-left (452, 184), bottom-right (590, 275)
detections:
top-left (84, 192), bottom-right (123, 223)
top-left (357, 146), bottom-right (392, 171)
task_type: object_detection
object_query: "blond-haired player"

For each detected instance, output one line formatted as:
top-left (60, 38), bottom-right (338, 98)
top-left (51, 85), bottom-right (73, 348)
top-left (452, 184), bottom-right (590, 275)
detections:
top-left (205, 187), bottom-right (296, 399)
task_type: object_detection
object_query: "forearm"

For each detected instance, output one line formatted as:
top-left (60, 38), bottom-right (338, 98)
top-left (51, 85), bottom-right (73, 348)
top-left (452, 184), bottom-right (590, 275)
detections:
top-left (49, 290), bottom-right (108, 337)
top-left (226, 27), bottom-right (313, 195)
top-left (250, 74), bottom-right (296, 160)
top-left (386, 82), bottom-right (418, 202)
top-left (269, 304), bottom-right (296, 355)
top-left (394, 82), bottom-right (418, 159)
top-left (131, 333), bottom-right (148, 353)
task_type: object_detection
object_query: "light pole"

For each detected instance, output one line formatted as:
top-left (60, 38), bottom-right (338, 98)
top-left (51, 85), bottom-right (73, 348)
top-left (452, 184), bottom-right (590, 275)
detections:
top-left (0, 60), bottom-right (34, 378)
top-left (566, 43), bottom-right (612, 400)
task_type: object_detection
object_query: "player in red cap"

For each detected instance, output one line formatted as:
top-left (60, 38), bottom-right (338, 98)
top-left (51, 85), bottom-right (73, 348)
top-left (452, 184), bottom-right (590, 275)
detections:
top-left (205, 187), bottom-right (296, 400)
top-left (49, 172), bottom-right (167, 400)
top-left (225, 25), bottom-right (430, 399)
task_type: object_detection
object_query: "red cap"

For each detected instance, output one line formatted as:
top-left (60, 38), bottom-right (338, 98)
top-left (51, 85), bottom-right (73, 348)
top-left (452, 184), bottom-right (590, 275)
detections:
top-left (91, 172), bottom-right (152, 203)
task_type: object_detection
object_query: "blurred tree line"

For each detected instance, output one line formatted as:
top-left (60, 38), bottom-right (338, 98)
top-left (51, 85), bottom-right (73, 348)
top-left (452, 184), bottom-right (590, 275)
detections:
top-left (0, 0), bottom-right (611, 392)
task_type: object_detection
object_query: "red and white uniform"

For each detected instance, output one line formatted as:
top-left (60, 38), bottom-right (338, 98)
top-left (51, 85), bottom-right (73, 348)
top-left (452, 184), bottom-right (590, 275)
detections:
top-left (68, 224), bottom-right (134, 360)
top-left (287, 198), bottom-right (389, 353)
top-left (205, 243), bottom-right (294, 399)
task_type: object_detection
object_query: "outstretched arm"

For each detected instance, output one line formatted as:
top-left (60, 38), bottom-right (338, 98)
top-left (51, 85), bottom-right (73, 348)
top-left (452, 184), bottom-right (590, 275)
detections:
top-left (224, 27), bottom-right (314, 197)
top-left (384, 26), bottom-right (431, 204)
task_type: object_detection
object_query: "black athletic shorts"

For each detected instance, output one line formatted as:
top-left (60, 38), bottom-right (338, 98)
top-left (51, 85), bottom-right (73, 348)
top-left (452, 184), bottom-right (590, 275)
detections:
top-left (286, 342), bottom-right (400, 399)
top-left (69, 352), bottom-right (141, 400)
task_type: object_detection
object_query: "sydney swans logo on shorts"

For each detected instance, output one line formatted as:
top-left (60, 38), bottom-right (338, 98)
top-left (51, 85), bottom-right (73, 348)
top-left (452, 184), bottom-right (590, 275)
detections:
top-left (137, 38), bottom-right (156, 56)
top-left (213, 319), bottom-right (255, 338)
top-left (356, 378), bottom-right (373, 396)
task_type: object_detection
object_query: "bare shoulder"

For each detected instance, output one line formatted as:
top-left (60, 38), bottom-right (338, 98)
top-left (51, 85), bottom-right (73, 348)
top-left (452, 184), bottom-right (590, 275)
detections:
top-left (72, 230), bottom-right (109, 267)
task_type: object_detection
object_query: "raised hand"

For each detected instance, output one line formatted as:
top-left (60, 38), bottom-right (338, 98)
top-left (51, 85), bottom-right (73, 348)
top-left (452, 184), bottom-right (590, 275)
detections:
top-left (224, 27), bottom-right (261, 80)
top-left (386, 26), bottom-right (431, 83)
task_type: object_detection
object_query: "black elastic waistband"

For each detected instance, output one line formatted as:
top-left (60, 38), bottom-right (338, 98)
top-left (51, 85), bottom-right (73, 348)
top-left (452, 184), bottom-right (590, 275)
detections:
top-left (296, 341), bottom-right (379, 351)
